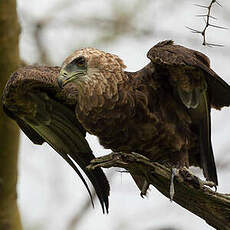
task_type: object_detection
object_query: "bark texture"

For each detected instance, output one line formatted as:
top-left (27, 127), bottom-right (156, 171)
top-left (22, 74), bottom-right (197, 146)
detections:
top-left (0, 1), bottom-right (22, 230)
top-left (88, 152), bottom-right (230, 230)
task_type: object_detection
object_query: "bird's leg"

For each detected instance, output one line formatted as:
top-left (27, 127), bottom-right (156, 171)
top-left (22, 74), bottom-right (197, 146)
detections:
top-left (170, 167), bottom-right (179, 201)
top-left (170, 144), bottom-right (189, 201)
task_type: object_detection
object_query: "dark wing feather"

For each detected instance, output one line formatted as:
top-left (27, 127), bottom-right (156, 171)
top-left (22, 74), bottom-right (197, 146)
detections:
top-left (2, 66), bottom-right (109, 213)
top-left (147, 40), bottom-right (230, 109)
top-left (3, 105), bottom-right (45, 145)
top-left (189, 92), bottom-right (218, 185)
top-left (146, 40), bottom-right (228, 184)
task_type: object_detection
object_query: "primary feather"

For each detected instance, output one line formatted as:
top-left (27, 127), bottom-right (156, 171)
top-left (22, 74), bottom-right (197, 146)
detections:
top-left (2, 66), bottom-right (110, 213)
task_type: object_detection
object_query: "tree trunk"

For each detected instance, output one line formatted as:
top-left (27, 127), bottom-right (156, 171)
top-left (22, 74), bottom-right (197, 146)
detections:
top-left (0, 1), bottom-right (22, 230)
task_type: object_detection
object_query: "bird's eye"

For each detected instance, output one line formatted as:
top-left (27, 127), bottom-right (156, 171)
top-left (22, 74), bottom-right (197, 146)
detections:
top-left (75, 56), bottom-right (86, 67)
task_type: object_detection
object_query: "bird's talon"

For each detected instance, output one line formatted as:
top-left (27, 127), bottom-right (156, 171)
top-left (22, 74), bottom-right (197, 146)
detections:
top-left (200, 180), bottom-right (217, 191)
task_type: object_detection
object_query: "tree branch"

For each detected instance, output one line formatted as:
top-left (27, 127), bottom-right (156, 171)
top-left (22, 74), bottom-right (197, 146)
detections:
top-left (88, 152), bottom-right (230, 230)
top-left (187, 0), bottom-right (227, 47)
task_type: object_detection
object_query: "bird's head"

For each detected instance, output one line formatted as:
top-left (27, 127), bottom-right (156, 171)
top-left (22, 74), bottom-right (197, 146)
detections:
top-left (57, 48), bottom-right (126, 89)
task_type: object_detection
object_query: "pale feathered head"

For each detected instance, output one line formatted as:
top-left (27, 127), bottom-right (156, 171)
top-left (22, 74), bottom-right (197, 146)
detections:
top-left (57, 48), bottom-right (126, 88)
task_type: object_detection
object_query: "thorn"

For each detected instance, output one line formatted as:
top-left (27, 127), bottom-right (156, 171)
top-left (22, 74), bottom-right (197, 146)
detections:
top-left (209, 24), bottom-right (228, 30)
top-left (206, 42), bottom-right (224, 47)
top-left (193, 4), bottom-right (209, 9)
top-left (196, 14), bottom-right (217, 20)
top-left (185, 26), bottom-right (202, 34)
top-left (215, 1), bottom-right (222, 7)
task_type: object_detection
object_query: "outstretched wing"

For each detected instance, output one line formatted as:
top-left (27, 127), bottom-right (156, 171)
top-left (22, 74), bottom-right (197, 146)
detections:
top-left (147, 40), bottom-right (230, 109)
top-left (2, 66), bottom-right (109, 213)
top-left (147, 40), bottom-right (230, 185)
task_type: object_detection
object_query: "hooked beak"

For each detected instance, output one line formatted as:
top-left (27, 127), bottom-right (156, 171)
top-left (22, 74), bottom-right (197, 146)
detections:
top-left (57, 74), bottom-right (65, 89)
top-left (57, 69), bottom-right (85, 89)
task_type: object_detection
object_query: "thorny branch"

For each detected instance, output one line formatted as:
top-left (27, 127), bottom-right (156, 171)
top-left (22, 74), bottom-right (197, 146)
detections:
top-left (187, 0), bottom-right (227, 47)
top-left (23, 0), bottom-right (230, 61)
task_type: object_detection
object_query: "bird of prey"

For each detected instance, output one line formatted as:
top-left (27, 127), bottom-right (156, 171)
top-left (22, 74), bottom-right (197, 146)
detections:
top-left (57, 40), bottom-right (230, 194)
top-left (3, 40), bottom-right (230, 211)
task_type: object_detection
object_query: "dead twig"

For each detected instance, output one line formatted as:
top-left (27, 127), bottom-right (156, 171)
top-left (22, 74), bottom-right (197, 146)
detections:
top-left (187, 0), bottom-right (227, 47)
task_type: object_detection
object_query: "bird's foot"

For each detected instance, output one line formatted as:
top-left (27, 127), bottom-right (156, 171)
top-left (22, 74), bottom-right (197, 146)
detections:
top-left (199, 179), bottom-right (217, 191)
top-left (170, 167), bottom-right (198, 201)
top-left (170, 167), bottom-right (179, 201)
top-left (178, 167), bottom-right (217, 191)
